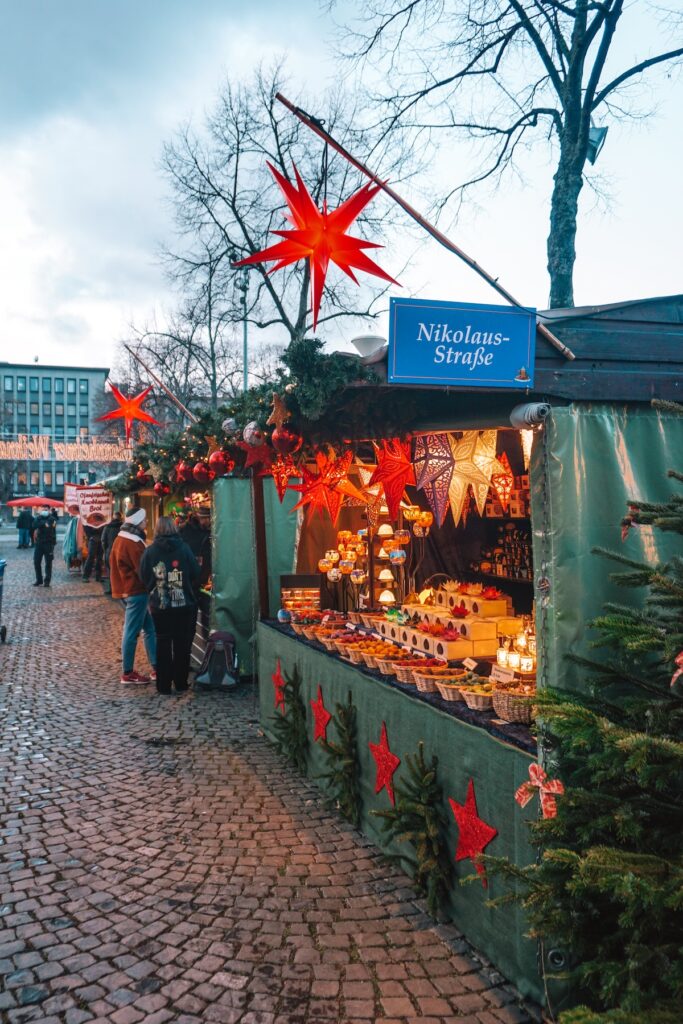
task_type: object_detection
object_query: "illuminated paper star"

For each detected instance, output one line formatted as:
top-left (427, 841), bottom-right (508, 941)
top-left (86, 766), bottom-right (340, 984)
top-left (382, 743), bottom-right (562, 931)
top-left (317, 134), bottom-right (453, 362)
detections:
top-left (272, 660), bottom-right (286, 714)
top-left (310, 685), bottom-right (332, 743)
top-left (369, 438), bottom-right (416, 521)
top-left (266, 392), bottom-right (291, 432)
top-left (96, 384), bottom-right (160, 443)
top-left (491, 451), bottom-right (514, 513)
top-left (471, 429), bottom-right (499, 516)
top-left (353, 461), bottom-right (384, 529)
top-left (413, 433), bottom-right (454, 527)
top-left (291, 449), bottom-right (364, 524)
top-left (449, 778), bottom-right (498, 887)
top-left (447, 433), bottom-right (490, 527)
top-left (267, 454), bottom-right (300, 503)
top-left (233, 162), bottom-right (399, 329)
top-left (368, 721), bottom-right (401, 806)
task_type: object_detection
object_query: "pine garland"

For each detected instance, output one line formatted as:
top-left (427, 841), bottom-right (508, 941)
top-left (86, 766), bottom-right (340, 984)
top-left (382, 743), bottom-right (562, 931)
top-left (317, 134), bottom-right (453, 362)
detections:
top-left (270, 665), bottom-right (308, 774)
top-left (372, 741), bottom-right (452, 917)
top-left (318, 691), bottom-right (362, 828)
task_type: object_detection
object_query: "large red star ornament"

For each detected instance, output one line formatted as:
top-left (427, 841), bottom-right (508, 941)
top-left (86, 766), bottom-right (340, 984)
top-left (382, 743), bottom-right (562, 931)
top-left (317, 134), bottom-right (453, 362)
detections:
top-left (290, 449), bottom-right (365, 524)
top-left (448, 778), bottom-right (498, 887)
top-left (310, 685), bottom-right (332, 743)
top-left (96, 384), bottom-right (160, 443)
top-left (238, 440), bottom-right (274, 471)
top-left (369, 722), bottom-right (401, 806)
top-left (369, 438), bottom-right (416, 521)
top-left (233, 162), bottom-right (399, 329)
top-left (266, 454), bottom-right (300, 503)
top-left (272, 660), bottom-right (286, 714)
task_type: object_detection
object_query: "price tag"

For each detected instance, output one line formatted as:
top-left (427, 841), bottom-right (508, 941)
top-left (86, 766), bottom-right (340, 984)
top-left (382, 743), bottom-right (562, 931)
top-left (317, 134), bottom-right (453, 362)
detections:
top-left (462, 658), bottom-right (478, 672)
top-left (322, 613), bottom-right (331, 624)
top-left (490, 665), bottom-right (516, 685)
top-left (346, 623), bottom-right (357, 632)
top-left (372, 632), bottom-right (384, 641)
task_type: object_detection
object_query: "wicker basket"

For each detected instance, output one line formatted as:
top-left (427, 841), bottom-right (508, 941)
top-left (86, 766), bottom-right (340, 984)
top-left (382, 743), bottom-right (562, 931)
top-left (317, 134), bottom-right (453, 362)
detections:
top-left (394, 664), bottom-right (417, 684)
top-left (492, 690), bottom-right (534, 724)
top-left (290, 623), bottom-right (305, 635)
top-left (319, 635), bottom-right (338, 651)
top-left (347, 611), bottom-right (363, 624)
top-left (413, 672), bottom-right (439, 693)
top-left (348, 648), bottom-right (366, 664)
top-left (361, 652), bottom-right (379, 668)
top-left (375, 657), bottom-right (401, 676)
top-left (462, 689), bottom-right (494, 711)
top-left (436, 681), bottom-right (466, 702)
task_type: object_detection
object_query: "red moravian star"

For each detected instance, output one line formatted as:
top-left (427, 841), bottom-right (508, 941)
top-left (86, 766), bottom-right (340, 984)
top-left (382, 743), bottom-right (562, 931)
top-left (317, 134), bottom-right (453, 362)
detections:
top-left (233, 161), bottom-right (399, 329)
top-left (96, 384), bottom-right (160, 443)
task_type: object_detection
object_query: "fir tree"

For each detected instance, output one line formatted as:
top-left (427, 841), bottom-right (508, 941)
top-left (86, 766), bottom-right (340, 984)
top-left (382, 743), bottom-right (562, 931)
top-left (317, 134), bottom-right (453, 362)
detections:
top-left (318, 691), bottom-right (362, 828)
top-left (270, 665), bottom-right (308, 773)
top-left (485, 400), bottom-right (683, 1022)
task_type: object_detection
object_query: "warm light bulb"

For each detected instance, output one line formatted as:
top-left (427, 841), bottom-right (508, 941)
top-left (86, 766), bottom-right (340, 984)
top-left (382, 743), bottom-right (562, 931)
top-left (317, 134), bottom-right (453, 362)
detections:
top-left (378, 567), bottom-right (394, 582)
top-left (378, 588), bottom-right (396, 605)
top-left (508, 650), bottom-right (521, 670)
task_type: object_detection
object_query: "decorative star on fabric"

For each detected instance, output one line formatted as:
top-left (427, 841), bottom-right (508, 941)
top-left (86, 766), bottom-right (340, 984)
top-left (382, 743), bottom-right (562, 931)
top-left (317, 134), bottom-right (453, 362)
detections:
top-left (267, 454), bottom-right (300, 503)
top-left (96, 384), bottom-right (160, 443)
top-left (490, 451), bottom-right (514, 513)
top-left (310, 685), bottom-right (332, 743)
top-left (266, 392), bottom-right (291, 431)
top-left (413, 433), bottom-right (454, 527)
top-left (471, 429), bottom-right (499, 516)
top-left (515, 763), bottom-right (565, 820)
top-left (449, 778), bottom-right (498, 887)
top-left (290, 449), bottom-right (364, 524)
top-left (272, 660), bottom-right (286, 714)
top-left (369, 722), bottom-right (401, 806)
top-left (233, 162), bottom-right (400, 330)
top-left (369, 438), bottom-right (416, 521)
top-left (447, 433), bottom-right (491, 527)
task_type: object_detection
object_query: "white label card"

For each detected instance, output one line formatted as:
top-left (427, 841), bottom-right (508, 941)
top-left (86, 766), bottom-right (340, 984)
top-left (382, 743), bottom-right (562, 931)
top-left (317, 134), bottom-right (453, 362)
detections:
top-left (490, 665), bottom-right (517, 684)
top-left (462, 658), bottom-right (478, 671)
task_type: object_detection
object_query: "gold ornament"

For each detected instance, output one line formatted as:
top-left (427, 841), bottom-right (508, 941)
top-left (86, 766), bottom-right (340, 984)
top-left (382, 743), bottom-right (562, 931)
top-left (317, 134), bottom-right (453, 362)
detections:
top-left (266, 392), bottom-right (291, 431)
top-left (205, 436), bottom-right (221, 456)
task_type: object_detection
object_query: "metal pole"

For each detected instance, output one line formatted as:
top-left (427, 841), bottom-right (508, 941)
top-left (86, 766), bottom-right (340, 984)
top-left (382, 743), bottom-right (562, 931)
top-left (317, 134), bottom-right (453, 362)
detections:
top-left (275, 92), bottom-right (575, 362)
top-left (241, 269), bottom-right (249, 391)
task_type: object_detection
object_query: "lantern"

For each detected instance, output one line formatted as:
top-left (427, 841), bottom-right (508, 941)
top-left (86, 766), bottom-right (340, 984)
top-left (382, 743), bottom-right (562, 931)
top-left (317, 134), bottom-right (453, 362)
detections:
top-left (350, 569), bottom-right (366, 586)
top-left (378, 589), bottom-right (396, 605)
top-left (326, 549), bottom-right (340, 563)
top-left (389, 548), bottom-right (406, 566)
top-left (403, 505), bottom-right (421, 521)
top-left (339, 559), bottom-right (355, 575)
top-left (378, 568), bottom-right (394, 583)
top-left (520, 654), bottom-right (534, 673)
top-left (417, 510), bottom-right (434, 528)
top-left (508, 650), bottom-right (521, 670)
top-left (318, 558), bottom-right (333, 573)
top-left (327, 567), bottom-right (342, 583)
top-left (394, 529), bottom-right (411, 545)
top-left (337, 530), bottom-right (353, 543)
top-left (377, 546), bottom-right (390, 559)
top-left (377, 523), bottom-right (394, 537)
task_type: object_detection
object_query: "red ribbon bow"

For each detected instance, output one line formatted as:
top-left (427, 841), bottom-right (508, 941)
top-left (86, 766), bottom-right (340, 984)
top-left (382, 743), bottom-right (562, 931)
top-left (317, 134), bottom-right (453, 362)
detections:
top-left (515, 763), bottom-right (565, 819)
top-left (671, 651), bottom-right (683, 689)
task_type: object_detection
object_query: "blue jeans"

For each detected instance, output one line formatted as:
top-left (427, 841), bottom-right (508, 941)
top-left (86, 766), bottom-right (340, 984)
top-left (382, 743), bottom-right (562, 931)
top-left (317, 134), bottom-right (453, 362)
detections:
top-left (121, 594), bottom-right (157, 673)
top-left (18, 528), bottom-right (30, 548)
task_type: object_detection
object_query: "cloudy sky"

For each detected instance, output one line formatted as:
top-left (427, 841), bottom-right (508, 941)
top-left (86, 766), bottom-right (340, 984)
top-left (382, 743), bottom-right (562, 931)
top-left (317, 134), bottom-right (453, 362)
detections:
top-left (1, 0), bottom-right (681, 372)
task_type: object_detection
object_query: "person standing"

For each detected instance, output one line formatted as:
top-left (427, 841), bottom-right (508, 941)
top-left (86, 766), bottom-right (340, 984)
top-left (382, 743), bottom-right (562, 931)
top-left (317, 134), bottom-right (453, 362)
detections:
top-left (101, 511), bottom-right (123, 575)
top-left (32, 506), bottom-right (57, 587)
top-left (16, 508), bottom-right (33, 549)
top-left (139, 517), bottom-right (199, 696)
top-left (82, 522), bottom-right (104, 582)
top-left (109, 508), bottom-right (156, 685)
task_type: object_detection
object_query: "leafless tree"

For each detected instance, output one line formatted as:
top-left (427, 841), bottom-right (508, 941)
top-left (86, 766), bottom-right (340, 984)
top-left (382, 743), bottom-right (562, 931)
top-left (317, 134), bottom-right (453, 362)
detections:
top-left (161, 61), bottom-right (413, 343)
top-left (335, 1), bottom-right (683, 308)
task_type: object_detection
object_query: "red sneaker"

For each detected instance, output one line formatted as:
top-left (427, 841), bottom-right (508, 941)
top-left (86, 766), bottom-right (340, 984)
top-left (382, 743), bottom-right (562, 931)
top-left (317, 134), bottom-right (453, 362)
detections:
top-left (121, 671), bottom-right (151, 685)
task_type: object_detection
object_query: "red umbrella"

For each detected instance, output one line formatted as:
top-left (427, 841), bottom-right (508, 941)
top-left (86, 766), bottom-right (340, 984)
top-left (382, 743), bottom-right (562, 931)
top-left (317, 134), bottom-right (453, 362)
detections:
top-left (6, 497), bottom-right (64, 508)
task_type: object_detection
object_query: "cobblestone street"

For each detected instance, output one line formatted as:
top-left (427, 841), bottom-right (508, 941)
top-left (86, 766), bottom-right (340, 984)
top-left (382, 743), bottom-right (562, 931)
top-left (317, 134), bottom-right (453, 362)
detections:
top-left (0, 545), bottom-right (536, 1024)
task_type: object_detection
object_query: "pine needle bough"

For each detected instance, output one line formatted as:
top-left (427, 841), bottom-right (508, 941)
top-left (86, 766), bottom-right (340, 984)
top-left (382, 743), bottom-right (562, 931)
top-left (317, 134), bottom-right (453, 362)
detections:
top-left (270, 664), bottom-right (308, 774)
top-left (318, 691), bottom-right (362, 828)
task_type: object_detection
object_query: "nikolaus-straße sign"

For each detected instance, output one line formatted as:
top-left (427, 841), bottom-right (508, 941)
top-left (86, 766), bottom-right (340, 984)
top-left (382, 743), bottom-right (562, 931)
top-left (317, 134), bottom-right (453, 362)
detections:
top-left (387, 297), bottom-right (536, 389)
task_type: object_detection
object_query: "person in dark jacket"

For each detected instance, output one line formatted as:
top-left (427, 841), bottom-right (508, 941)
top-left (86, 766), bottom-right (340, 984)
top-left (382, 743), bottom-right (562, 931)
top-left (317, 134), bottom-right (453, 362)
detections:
top-left (101, 512), bottom-right (123, 575)
top-left (16, 508), bottom-right (33, 548)
top-left (139, 516), bottom-right (200, 695)
top-left (32, 507), bottom-right (57, 587)
top-left (82, 523), bottom-right (104, 582)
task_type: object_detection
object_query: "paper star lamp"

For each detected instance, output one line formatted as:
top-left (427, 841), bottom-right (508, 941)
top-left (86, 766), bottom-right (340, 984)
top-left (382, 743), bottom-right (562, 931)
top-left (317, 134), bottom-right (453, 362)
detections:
top-left (272, 660), bottom-right (286, 714)
top-left (369, 721), bottom-right (401, 806)
top-left (520, 428), bottom-right (534, 470)
top-left (233, 161), bottom-right (399, 329)
top-left (471, 429), bottom-right (499, 516)
top-left (413, 433), bottom-right (454, 528)
top-left (290, 449), bottom-right (363, 524)
top-left (96, 384), bottom-right (160, 443)
top-left (347, 460), bottom-right (384, 529)
top-left (449, 778), bottom-right (498, 887)
top-left (310, 685), bottom-right (332, 743)
top-left (266, 392), bottom-right (291, 432)
top-left (369, 438), bottom-right (416, 521)
top-left (447, 433), bottom-right (490, 527)
top-left (491, 451), bottom-right (514, 513)
top-left (267, 454), bottom-right (300, 503)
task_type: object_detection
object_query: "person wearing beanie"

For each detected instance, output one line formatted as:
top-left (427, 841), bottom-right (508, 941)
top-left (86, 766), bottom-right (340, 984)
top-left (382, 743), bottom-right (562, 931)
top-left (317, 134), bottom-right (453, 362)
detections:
top-left (109, 508), bottom-right (157, 685)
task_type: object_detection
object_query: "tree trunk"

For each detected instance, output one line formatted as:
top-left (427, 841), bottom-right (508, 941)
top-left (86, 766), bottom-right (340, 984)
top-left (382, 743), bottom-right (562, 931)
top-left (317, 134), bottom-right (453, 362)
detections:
top-left (547, 148), bottom-right (584, 309)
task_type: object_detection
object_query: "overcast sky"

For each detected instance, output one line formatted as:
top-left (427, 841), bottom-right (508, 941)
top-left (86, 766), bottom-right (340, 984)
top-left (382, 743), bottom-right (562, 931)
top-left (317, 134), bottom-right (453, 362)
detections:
top-left (1, 0), bottom-right (681, 372)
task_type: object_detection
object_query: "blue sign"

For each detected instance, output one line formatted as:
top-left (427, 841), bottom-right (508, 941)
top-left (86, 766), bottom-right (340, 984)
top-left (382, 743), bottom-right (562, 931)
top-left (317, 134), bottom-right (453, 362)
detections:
top-left (388, 297), bottom-right (536, 389)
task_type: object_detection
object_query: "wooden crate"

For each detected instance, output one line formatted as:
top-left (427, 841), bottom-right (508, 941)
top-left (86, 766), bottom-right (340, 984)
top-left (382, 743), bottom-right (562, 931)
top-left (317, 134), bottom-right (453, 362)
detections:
top-left (457, 617), bottom-right (497, 641)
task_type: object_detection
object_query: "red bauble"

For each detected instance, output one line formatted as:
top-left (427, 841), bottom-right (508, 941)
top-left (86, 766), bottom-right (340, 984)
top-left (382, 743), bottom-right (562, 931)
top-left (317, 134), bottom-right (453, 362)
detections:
top-left (136, 468), bottom-right (151, 484)
top-left (175, 460), bottom-right (194, 484)
top-left (208, 450), bottom-right (234, 476)
top-left (153, 481), bottom-right (171, 496)
top-left (193, 461), bottom-right (214, 485)
top-left (271, 425), bottom-right (303, 456)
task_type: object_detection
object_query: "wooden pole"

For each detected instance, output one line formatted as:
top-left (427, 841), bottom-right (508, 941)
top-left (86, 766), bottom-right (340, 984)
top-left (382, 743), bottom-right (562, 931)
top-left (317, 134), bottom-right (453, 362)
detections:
top-left (275, 93), bottom-right (575, 362)
top-left (123, 344), bottom-right (199, 423)
top-left (251, 471), bottom-right (270, 619)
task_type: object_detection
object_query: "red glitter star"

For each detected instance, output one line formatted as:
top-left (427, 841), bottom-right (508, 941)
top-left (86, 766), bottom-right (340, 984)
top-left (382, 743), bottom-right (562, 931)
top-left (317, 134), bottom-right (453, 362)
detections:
top-left (233, 162), bottom-right (399, 329)
top-left (266, 454), bottom-right (300, 503)
top-left (310, 685), bottom-right (332, 743)
top-left (290, 449), bottom-right (365, 525)
top-left (96, 384), bottom-right (160, 443)
top-left (242, 441), bottom-right (274, 471)
top-left (369, 722), bottom-right (401, 806)
top-left (272, 660), bottom-right (286, 714)
top-left (448, 778), bottom-right (498, 887)
top-left (369, 438), bottom-right (415, 521)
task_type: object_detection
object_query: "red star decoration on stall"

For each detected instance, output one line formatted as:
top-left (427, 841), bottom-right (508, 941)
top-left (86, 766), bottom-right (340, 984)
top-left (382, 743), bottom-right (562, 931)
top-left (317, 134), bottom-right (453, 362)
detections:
top-left (233, 162), bottom-right (399, 329)
top-left (239, 440), bottom-right (274, 471)
top-left (290, 449), bottom-right (365, 525)
top-left (310, 685), bottom-right (332, 743)
top-left (369, 438), bottom-right (416, 521)
top-left (448, 778), bottom-right (498, 887)
top-left (272, 660), bottom-right (286, 714)
top-left (96, 384), bottom-right (160, 443)
top-left (369, 722), bottom-right (401, 806)
top-left (267, 454), bottom-right (300, 502)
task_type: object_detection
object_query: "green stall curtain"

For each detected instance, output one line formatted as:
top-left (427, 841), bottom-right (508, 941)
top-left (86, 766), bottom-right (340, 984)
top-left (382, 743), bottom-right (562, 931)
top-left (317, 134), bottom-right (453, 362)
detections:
top-left (531, 402), bottom-right (683, 695)
top-left (213, 477), bottom-right (299, 673)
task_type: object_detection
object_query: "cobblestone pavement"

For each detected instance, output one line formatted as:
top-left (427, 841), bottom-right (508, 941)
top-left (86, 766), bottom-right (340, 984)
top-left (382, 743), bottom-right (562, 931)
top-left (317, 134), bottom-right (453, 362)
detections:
top-left (0, 546), bottom-right (538, 1024)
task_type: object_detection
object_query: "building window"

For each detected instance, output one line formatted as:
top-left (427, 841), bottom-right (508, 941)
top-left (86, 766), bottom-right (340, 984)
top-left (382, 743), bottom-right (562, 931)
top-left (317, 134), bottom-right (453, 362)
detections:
top-left (67, 379), bottom-right (76, 394)
top-left (17, 377), bottom-right (26, 392)
top-left (42, 378), bottom-right (51, 393)
top-left (54, 428), bottom-right (64, 440)
top-left (54, 378), bottom-right (64, 394)
top-left (30, 471), bottom-right (39, 488)
top-left (67, 404), bottom-right (76, 416)
top-left (43, 471), bottom-right (52, 488)
top-left (17, 470), bottom-right (27, 487)
top-left (4, 400), bottom-right (13, 414)
top-left (56, 471), bottom-right (64, 486)
top-left (30, 402), bottom-right (39, 416)
top-left (79, 379), bottom-right (89, 394)
top-left (55, 403), bottom-right (64, 416)
top-left (30, 424), bottom-right (39, 434)
top-left (17, 402), bottom-right (26, 415)
top-left (79, 426), bottom-right (89, 437)
top-left (79, 404), bottom-right (88, 418)
top-left (28, 377), bottom-right (37, 392)
top-left (3, 376), bottom-right (12, 392)
top-left (43, 403), bottom-right (51, 417)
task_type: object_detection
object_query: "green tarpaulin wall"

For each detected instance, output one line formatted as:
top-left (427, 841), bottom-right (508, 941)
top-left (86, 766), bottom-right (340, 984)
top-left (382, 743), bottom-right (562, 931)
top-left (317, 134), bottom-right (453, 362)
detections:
top-left (213, 478), bottom-right (299, 673)
top-left (258, 623), bottom-right (544, 1004)
top-left (532, 402), bottom-right (683, 695)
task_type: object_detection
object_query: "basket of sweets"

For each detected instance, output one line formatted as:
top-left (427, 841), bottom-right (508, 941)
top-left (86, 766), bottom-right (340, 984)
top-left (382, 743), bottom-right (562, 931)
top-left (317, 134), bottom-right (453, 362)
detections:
top-left (290, 622), bottom-right (306, 635)
top-left (436, 677), bottom-right (468, 701)
top-left (461, 675), bottom-right (495, 710)
top-left (347, 647), bottom-right (366, 664)
top-left (492, 687), bottom-right (535, 724)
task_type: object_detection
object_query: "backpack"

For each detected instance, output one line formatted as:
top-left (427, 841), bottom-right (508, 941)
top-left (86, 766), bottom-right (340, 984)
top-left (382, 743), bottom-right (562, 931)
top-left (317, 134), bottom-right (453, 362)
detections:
top-left (195, 631), bottom-right (239, 689)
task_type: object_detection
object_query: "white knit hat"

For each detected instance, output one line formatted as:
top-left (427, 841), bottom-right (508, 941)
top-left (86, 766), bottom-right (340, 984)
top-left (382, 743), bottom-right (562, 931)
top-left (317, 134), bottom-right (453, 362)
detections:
top-left (125, 508), bottom-right (146, 527)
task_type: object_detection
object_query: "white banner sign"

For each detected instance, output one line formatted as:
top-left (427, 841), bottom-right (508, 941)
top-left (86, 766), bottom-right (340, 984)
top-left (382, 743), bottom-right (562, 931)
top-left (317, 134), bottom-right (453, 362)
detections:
top-left (77, 487), bottom-right (112, 528)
